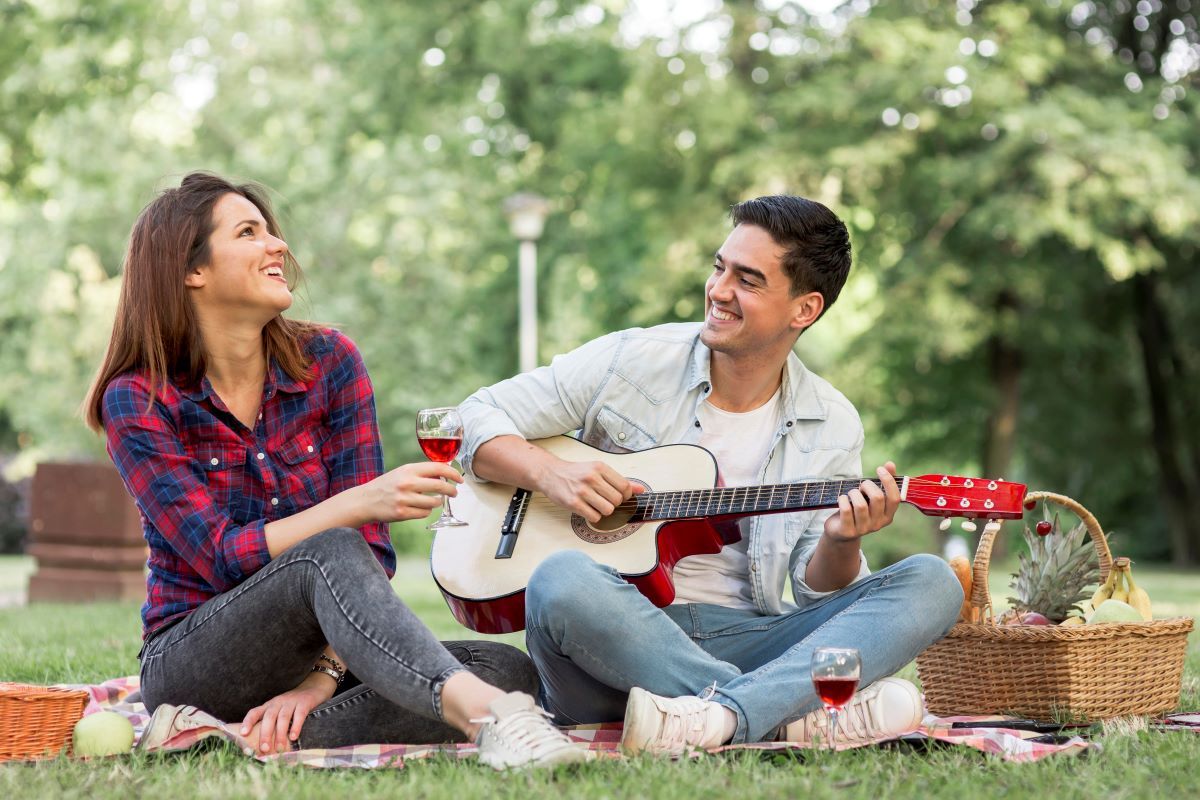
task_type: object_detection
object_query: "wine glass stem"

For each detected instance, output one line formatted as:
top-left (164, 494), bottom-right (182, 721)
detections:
top-left (827, 708), bottom-right (839, 751)
top-left (443, 477), bottom-right (454, 517)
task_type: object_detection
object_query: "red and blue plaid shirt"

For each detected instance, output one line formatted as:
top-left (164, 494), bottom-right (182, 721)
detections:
top-left (102, 329), bottom-right (395, 638)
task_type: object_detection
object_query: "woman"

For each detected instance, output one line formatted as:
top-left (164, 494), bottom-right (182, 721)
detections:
top-left (84, 172), bottom-right (584, 769)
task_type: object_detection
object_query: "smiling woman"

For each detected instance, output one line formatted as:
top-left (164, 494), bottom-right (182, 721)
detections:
top-left (76, 172), bottom-right (586, 770)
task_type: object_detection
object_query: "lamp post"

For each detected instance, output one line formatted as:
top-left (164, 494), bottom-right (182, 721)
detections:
top-left (503, 192), bottom-right (549, 374)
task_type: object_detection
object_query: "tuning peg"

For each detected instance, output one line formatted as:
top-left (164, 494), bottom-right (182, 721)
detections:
top-left (939, 518), bottom-right (952, 531)
top-left (961, 520), bottom-right (978, 533)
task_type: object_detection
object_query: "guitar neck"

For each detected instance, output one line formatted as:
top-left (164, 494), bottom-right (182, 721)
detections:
top-left (634, 477), bottom-right (896, 522)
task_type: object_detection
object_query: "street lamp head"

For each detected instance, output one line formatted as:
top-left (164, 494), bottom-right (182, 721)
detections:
top-left (504, 192), bottom-right (550, 241)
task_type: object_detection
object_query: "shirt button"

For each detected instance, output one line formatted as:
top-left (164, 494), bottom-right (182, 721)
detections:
top-left (270, 497), bottom-right (279, 506)
top-left (257, 452), bottom-right (265, 460)
top-left (210, 457), bottom-right (219, 466)
top-left (694, 420), bottom-right (701, 428)
top-left (617, 432), bottom-right (626, 441)
top-left (307, 445), bottom-right (314, 453)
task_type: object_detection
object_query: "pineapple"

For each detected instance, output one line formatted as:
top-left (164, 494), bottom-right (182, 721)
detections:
top-left (1007, 512), bottom-right (1102, 623)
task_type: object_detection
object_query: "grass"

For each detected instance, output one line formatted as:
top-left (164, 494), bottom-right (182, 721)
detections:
top-left (2, 555), bottom-right (1199, 799)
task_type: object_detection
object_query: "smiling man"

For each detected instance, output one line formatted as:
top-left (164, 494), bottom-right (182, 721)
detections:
top-left (457, 195), bottom-right (962, 753)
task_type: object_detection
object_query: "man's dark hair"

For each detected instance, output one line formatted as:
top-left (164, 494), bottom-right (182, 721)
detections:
top-left (730, 195), bottom-right (852, 321)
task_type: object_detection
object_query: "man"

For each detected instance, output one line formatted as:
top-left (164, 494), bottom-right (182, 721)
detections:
top-left (458, 195), bottom-right (962, 754)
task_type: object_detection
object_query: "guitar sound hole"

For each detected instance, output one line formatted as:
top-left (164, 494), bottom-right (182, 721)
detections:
top-left (592, 507), bottom-right (636, 532)
top-left (570, 479), bottom-right (647, 544)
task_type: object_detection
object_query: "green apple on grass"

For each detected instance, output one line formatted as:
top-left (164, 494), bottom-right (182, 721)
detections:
top-left (72, 711), bottom-right (135, 757)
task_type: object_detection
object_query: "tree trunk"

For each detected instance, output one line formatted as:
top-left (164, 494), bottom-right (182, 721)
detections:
top-left (1132, 271), bottom-right (1197, 566)
top-left (979, 290), bottom-right (1023, 559)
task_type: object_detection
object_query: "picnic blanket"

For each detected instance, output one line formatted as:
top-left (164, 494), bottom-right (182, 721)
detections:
top-left (69, 676), bottom-right (1095, 767)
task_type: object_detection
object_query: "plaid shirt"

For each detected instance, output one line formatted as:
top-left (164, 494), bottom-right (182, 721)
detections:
top-left (102, 329), bottom-right (394, 638)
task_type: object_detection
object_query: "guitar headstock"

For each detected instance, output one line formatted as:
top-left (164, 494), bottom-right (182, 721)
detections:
top-left (905, 475), bottom-right (1027, 520)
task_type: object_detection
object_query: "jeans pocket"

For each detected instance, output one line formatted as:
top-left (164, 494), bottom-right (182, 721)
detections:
top-left (687, 604), bottom-right (783, 639)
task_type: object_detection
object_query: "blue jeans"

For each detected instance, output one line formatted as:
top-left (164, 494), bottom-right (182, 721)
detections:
top-left (525, 550), bottom-right (961, 743)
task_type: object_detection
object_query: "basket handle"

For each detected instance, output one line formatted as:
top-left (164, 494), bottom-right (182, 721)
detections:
top-left (968, 490), bottom-right (1113, 621)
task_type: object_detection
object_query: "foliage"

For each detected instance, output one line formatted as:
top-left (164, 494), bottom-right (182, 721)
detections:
top-left (1, 1), bottom-right (1198, 560)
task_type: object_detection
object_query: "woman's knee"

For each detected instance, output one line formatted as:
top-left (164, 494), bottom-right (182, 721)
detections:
top-left (291, 527), bottom-right (373, 562)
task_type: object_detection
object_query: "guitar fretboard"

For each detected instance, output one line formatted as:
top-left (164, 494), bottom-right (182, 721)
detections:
top-left (632, 477), bottom-right (893, 522)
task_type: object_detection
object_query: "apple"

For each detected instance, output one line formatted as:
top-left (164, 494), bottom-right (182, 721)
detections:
top-left (1019, 612), bottom-right (1053, 625)
top-left (72, 711), bottom-right (135, 757)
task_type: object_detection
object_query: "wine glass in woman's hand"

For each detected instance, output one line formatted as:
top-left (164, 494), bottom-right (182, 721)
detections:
top-left (416, 407), bottom-right (467, 529)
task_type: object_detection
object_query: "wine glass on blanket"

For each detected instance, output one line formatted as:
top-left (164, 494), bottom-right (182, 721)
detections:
top-left (810, 647), bottom-right (861, 750)
top-left (416, 407), bottom-right (467, 529)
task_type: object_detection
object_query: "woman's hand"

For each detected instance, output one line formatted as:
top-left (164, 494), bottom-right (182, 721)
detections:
top-left (357, 461), bottom-right (464, 523)
top-left (240, 671), bottom-right (337, 754)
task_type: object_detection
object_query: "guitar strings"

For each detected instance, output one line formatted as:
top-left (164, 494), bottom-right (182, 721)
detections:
top-left (516, 486), bottom-right (1019, 523)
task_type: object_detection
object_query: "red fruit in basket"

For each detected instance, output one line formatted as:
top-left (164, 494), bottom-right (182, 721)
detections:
top-left (1019, 612), bottom-right (1053, 625)
top-left (1035, 520), bottom-right (1052, 537)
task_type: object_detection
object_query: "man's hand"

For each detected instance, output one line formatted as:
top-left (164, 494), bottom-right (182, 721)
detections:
top-left (240, 670), bottom-right (337, 754)
top-left (539, 459), bottom-right (645, 524)
top-left (823, 462), bottom-right (901, 542)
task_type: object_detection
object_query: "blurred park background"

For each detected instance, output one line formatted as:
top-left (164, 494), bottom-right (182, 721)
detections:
top-left (1, 0), bottom-right (1198, 570)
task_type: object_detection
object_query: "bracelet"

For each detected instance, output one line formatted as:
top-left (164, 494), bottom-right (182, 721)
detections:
top-left (311, 665), bottom-right (344, 685)
top-left (317, 653), bottom-right (344, 673)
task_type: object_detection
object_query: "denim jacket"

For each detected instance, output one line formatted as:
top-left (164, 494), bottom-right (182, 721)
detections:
top-left (459, 322), bottom-right (870, 616)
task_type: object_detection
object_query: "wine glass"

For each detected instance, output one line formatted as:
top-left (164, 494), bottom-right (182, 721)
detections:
top-left (810, 647), bottom-right (861, 750)
top-left (416, 407), bottom-right (467, 529)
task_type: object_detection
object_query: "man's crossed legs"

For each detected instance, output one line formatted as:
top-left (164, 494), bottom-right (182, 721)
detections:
top-left (525, 550), bottom-right (962, 749)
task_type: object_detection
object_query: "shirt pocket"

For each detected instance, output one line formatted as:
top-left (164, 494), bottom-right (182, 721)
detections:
top-left (187, 443), bottom-right (244, 512)
top-left (592, 405), bottom-right (658, 453)
top-left (277, 430), bottom-right (327, 507)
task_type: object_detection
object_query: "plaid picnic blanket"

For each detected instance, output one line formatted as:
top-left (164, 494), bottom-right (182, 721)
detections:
top-left (68, 677), bottom-right (1095, 767)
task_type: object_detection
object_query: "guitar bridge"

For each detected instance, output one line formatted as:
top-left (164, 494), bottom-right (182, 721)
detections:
top-left (495, 488), bottom-right (531, 559)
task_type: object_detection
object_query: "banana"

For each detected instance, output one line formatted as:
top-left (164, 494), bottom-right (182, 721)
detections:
top-left (1125, 563), bottom-right (1153, 621)
top-left (1089, 570), bottom-right (1117, 608)
top-left (1111, 569), bottom-right (1129, 604)
top-left (1060, 616), bottom-right (1085, 626)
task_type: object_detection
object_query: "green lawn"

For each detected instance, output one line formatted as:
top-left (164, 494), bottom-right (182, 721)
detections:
top-left (2, 555), bottom-right (1198, 799)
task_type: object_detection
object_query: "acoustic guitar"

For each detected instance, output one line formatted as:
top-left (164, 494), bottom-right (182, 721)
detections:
top-left (430, 435), bottom-right (1027, 633)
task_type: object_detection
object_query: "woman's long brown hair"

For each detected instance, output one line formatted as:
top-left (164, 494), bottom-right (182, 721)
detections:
top-left (85, 172), bottom-right (321, 431)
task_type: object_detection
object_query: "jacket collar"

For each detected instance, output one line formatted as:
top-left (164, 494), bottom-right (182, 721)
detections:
top-left (687, 331), bottom-right (827, 421)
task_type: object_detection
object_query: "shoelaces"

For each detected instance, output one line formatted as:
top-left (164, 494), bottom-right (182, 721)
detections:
top-left (472, 707), bottom-right (568, 755)
top-left (656, 698), bottom-right (711, 751)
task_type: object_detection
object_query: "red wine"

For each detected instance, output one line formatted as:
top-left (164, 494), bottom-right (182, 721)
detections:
top-left (419, 436), bottom-right (462, 463)
top-left (813, 676), bottom-right (858, 708)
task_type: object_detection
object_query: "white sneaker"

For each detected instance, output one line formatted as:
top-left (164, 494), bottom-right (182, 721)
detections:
top-left (620, 686), bottom-right (730, 756)
top-left (473, 692), bottom-right (588, 770)
top-left (784, 677), bottom-right (924, 747)
top-left (137, 704), bottom-right (227, 751)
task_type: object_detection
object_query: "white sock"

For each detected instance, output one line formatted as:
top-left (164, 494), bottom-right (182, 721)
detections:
top-left (719, 705), bottom-right (737, 743)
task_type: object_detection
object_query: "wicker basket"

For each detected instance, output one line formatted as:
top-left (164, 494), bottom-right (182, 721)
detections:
top-left (0, 682), bottom-right (90, 762)
top-left (916, 491), bottom-right (1194, 722)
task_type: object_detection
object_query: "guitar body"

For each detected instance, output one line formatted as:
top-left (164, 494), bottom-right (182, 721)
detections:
top-left (430, 436), bottom-right (737, 634)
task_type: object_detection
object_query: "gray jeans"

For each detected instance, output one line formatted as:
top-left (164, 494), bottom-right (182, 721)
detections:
top-left (139, 527), bottom-right (538, 747)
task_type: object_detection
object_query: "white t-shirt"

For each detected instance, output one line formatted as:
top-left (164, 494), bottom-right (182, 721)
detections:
top-left (671, 387), bottom-right (782, 610)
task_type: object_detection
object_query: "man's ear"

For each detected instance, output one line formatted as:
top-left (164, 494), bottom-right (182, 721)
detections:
top-left (790, 290), bottom-right (824, 331)
top-left (184, 266), bottom-right (206, 289)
